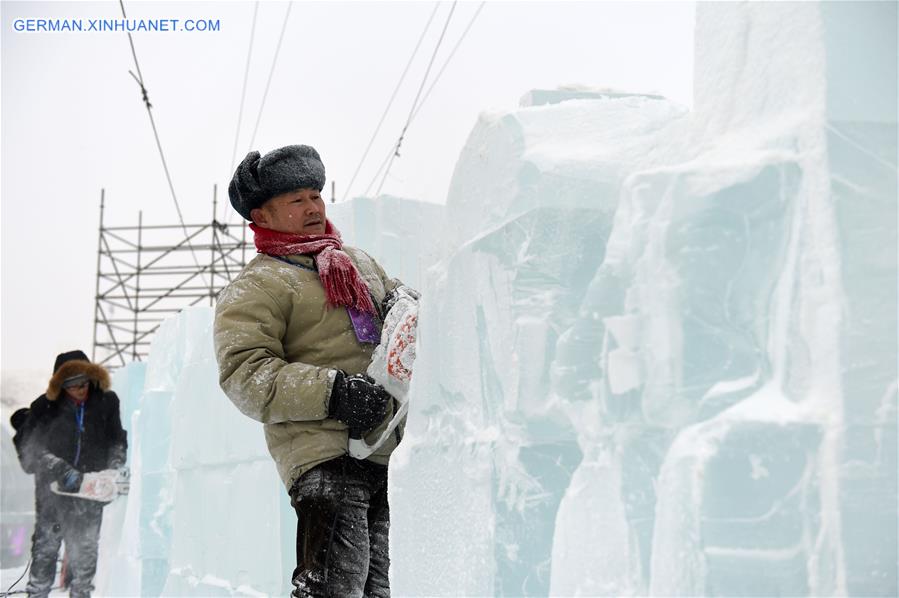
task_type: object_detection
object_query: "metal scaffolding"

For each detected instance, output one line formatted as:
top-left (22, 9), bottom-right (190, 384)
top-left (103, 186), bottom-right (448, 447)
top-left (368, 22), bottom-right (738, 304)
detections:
top-left (92, 188), bottom-right (250, 367)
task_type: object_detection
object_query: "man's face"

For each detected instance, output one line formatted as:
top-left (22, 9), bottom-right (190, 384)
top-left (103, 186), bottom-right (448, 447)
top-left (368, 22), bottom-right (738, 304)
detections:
top-left (250, 188), bottom-right (327, 235)
top-left (64, 381), bottom-right (89, 402)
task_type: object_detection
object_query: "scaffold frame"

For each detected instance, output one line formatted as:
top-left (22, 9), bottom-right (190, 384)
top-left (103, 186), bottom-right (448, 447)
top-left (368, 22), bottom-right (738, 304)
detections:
top-left (92, 188), bottom-right (250, 367)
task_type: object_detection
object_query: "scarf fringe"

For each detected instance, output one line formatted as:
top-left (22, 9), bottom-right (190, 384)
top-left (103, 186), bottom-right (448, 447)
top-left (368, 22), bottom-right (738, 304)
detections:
top-left (251, 221), bottom-right (376, 315)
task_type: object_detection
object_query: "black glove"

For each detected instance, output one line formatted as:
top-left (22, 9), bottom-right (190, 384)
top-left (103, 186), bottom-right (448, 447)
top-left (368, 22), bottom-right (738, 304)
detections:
top-left (58, 467), bottom-right (83, 493)
top-left (107, 444), bottom-right (127, 470)
top-left (329, 371), bottom-right (392, 439)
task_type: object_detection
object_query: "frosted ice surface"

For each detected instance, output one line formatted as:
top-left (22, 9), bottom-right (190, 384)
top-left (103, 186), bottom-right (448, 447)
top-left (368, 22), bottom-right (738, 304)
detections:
top-left (390, 93), bottom-right (690, 597)
top-left (328, 194), bottom-right (445, 291)
top-left (391, 2), bottom-right (896, 597)
top-left (1, 419), bottom-right (34, 570)
top-left (96, 308), bottom-right (294, 597)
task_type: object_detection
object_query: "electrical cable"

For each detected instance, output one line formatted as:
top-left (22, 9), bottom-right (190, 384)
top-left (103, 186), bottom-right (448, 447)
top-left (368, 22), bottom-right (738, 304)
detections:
top-left (247, 1), bottom-right (294, 152)
top-left (1, 557), bottom-right (30, 596)
top-left (119, 0), bottom-right (203, 273)
top-left (341, 2), bottom-right (441, 202)
top-left (224, 1), bottom-right (261, 222)
top-left (226, 1), bottom-right (293, 226)
top-left (365, 1), bottom-right (483, 198)
top-left (411, 1), bottom-right (486, 123)
top-left (369, 1), bottom-right (458, 197)
top-left (368, 2), bottom-right (485, 198)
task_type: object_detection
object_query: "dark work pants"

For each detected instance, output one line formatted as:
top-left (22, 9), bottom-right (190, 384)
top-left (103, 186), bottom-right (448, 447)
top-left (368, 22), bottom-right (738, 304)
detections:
top-left (289, 457), bottom-right (390, 598)
top-left (26, 484), bottom-right (104, 598)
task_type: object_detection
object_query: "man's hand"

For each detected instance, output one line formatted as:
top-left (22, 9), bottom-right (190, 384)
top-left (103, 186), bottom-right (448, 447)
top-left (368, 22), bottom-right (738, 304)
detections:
top-left (58, 467), bottom-right (83, 493)
top-left (381, 284), bottom-right (420, 317)
top-left (329, 371), bottom-right (392, 439)
top-left (108, 444), bottom-right (127, 470)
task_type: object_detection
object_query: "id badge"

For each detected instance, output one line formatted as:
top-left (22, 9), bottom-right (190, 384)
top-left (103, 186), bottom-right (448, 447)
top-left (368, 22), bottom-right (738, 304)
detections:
top-left (347, 307), bottom-right (381, 344)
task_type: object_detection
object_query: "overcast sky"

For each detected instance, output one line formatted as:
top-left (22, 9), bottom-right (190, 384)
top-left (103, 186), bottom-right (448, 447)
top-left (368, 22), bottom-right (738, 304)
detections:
top-left (1, 0), bottom-right (694, 382)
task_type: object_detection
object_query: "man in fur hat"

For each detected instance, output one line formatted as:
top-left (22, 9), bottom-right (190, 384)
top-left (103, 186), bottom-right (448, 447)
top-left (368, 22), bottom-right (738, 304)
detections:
top-left (215, 144), bottom-right (412, 597)
top-left (15, 350), bottom-right (127, 598)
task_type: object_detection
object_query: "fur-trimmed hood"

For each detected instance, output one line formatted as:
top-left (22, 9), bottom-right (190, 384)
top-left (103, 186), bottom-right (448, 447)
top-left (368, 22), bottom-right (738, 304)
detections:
top-left (47, 360), bottom-right (111, 401)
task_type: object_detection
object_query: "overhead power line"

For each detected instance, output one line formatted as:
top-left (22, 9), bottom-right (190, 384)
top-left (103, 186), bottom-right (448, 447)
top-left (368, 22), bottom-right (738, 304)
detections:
top-left (226, 1), bottom-right (294, 226)
top-left (365, 1), bottom-right (484, 198)
top-left (118, 0), bottom-right (203, 272)
top-left (342, 2), bottom-right (441, 202)
top-left (368, 1), bottom-right (459, 197)
top-left (224, 1), bottom-right (261, 222)
top-left (247, 1), bottom-right (294, 151)
top-left (412, 1), bottom-right (486, 124)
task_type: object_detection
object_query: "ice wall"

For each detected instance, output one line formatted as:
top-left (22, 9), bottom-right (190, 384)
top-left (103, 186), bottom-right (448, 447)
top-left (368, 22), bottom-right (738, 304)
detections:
top-left (328, 194), bottom-right (445, 291)
top-left (390, 93), bottom-right (689, 597)
top-left (390, 2), bottom-right (896, 597)
top-left (98, 308), bottom-right (296, 597)
top-left (0, 420), bottom-right (33, 569)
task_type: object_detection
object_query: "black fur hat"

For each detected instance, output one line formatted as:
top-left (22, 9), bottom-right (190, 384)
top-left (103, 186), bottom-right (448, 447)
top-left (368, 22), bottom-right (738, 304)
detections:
top-left (228, 145), bottom-right (326, 221)
top-left (53, 350), bottom-right (89, 374)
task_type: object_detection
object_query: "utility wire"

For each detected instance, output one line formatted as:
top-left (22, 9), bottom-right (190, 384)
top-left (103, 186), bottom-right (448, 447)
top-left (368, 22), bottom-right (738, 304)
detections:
top-left (226, 1), bottom-right (293, 226)
top-left (224, 1), bottom-right (260, 222)
top-left (373, 1), bottom-right (484, 192)
top-left (247, 1), bottom-right (293, 151)
top-left (363, 144), bottom-right (399, 203)
top-left (365, 1), bottom-right (483, 198)
top-left (119, 0), bottom-right (203, 272)
top-left (412, 1), bottom-right (485, 123)
top-left (367, 1), bottom-right (458, 197)
top-left (341, 2), bottom-right (441, 202)
top-left (1, 557), bottom-right (30, 596)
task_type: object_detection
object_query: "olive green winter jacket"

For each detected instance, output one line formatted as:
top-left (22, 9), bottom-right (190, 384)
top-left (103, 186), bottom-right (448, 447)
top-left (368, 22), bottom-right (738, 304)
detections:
top-left (213, 248), bottom-right (402, 491)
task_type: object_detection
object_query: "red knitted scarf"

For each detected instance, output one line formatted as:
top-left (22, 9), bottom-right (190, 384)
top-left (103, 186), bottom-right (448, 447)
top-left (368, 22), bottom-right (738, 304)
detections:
top-left (250, 220), bottom-right (376, 314)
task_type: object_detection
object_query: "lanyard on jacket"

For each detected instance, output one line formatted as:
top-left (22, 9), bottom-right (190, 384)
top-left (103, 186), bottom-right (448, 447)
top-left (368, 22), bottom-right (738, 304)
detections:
top-left (73, 402), bottom-right (85, 467)
top-left (270, 255), bottom-right (317, 272)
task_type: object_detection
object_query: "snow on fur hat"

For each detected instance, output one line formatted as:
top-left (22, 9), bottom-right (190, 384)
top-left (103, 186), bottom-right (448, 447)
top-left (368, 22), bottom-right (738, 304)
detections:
top-left (228, 144), bottom-right (326, 221)
top-left (47, 350), bottom-right (111, 401)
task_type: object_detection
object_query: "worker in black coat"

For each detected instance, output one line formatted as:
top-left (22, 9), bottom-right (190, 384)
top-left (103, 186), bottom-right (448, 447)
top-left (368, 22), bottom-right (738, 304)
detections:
top-left (13, 350), bottom-right (127, 598)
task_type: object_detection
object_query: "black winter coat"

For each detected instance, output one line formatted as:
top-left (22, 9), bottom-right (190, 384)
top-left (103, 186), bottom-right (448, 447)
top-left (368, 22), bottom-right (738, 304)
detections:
top-left (18, 360), bottom-right (127, 478)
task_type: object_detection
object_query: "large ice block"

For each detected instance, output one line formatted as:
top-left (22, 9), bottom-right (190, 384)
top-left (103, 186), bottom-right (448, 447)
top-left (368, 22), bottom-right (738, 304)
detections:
top-left (390, 2), bottom-right (896, 596)
top-left (391, 93), bottom-right (689, 596)
top-left (154, 308), bottom-right (293, 597)
top-left (329, 194), bottom-right (445, 291)
top-left (95, 308), bottom-right (295, 596)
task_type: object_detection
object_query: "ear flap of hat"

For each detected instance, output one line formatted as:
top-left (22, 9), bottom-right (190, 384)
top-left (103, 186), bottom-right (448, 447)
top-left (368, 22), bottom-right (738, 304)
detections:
top-left (228, 151), bottom-right (264, 221)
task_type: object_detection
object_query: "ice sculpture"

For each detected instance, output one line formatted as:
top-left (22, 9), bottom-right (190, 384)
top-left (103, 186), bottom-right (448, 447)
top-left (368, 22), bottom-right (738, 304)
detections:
top-left (328, 194), bottom-right (445, 291)
top-left (390, 92), bottom-right (689, 597)
top-left (390, 2), bottom-right (896, 597)
top-left (93, 309), bottom-right (295, 597)
top-left (0, 420), bottom-right (34, 569)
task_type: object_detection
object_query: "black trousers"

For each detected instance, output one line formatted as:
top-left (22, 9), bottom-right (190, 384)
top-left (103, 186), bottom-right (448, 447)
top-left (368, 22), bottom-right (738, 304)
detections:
top-left (26, 484), bottom-right (104, 598)
top-left (289, 457), bottom-right (390, 598)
